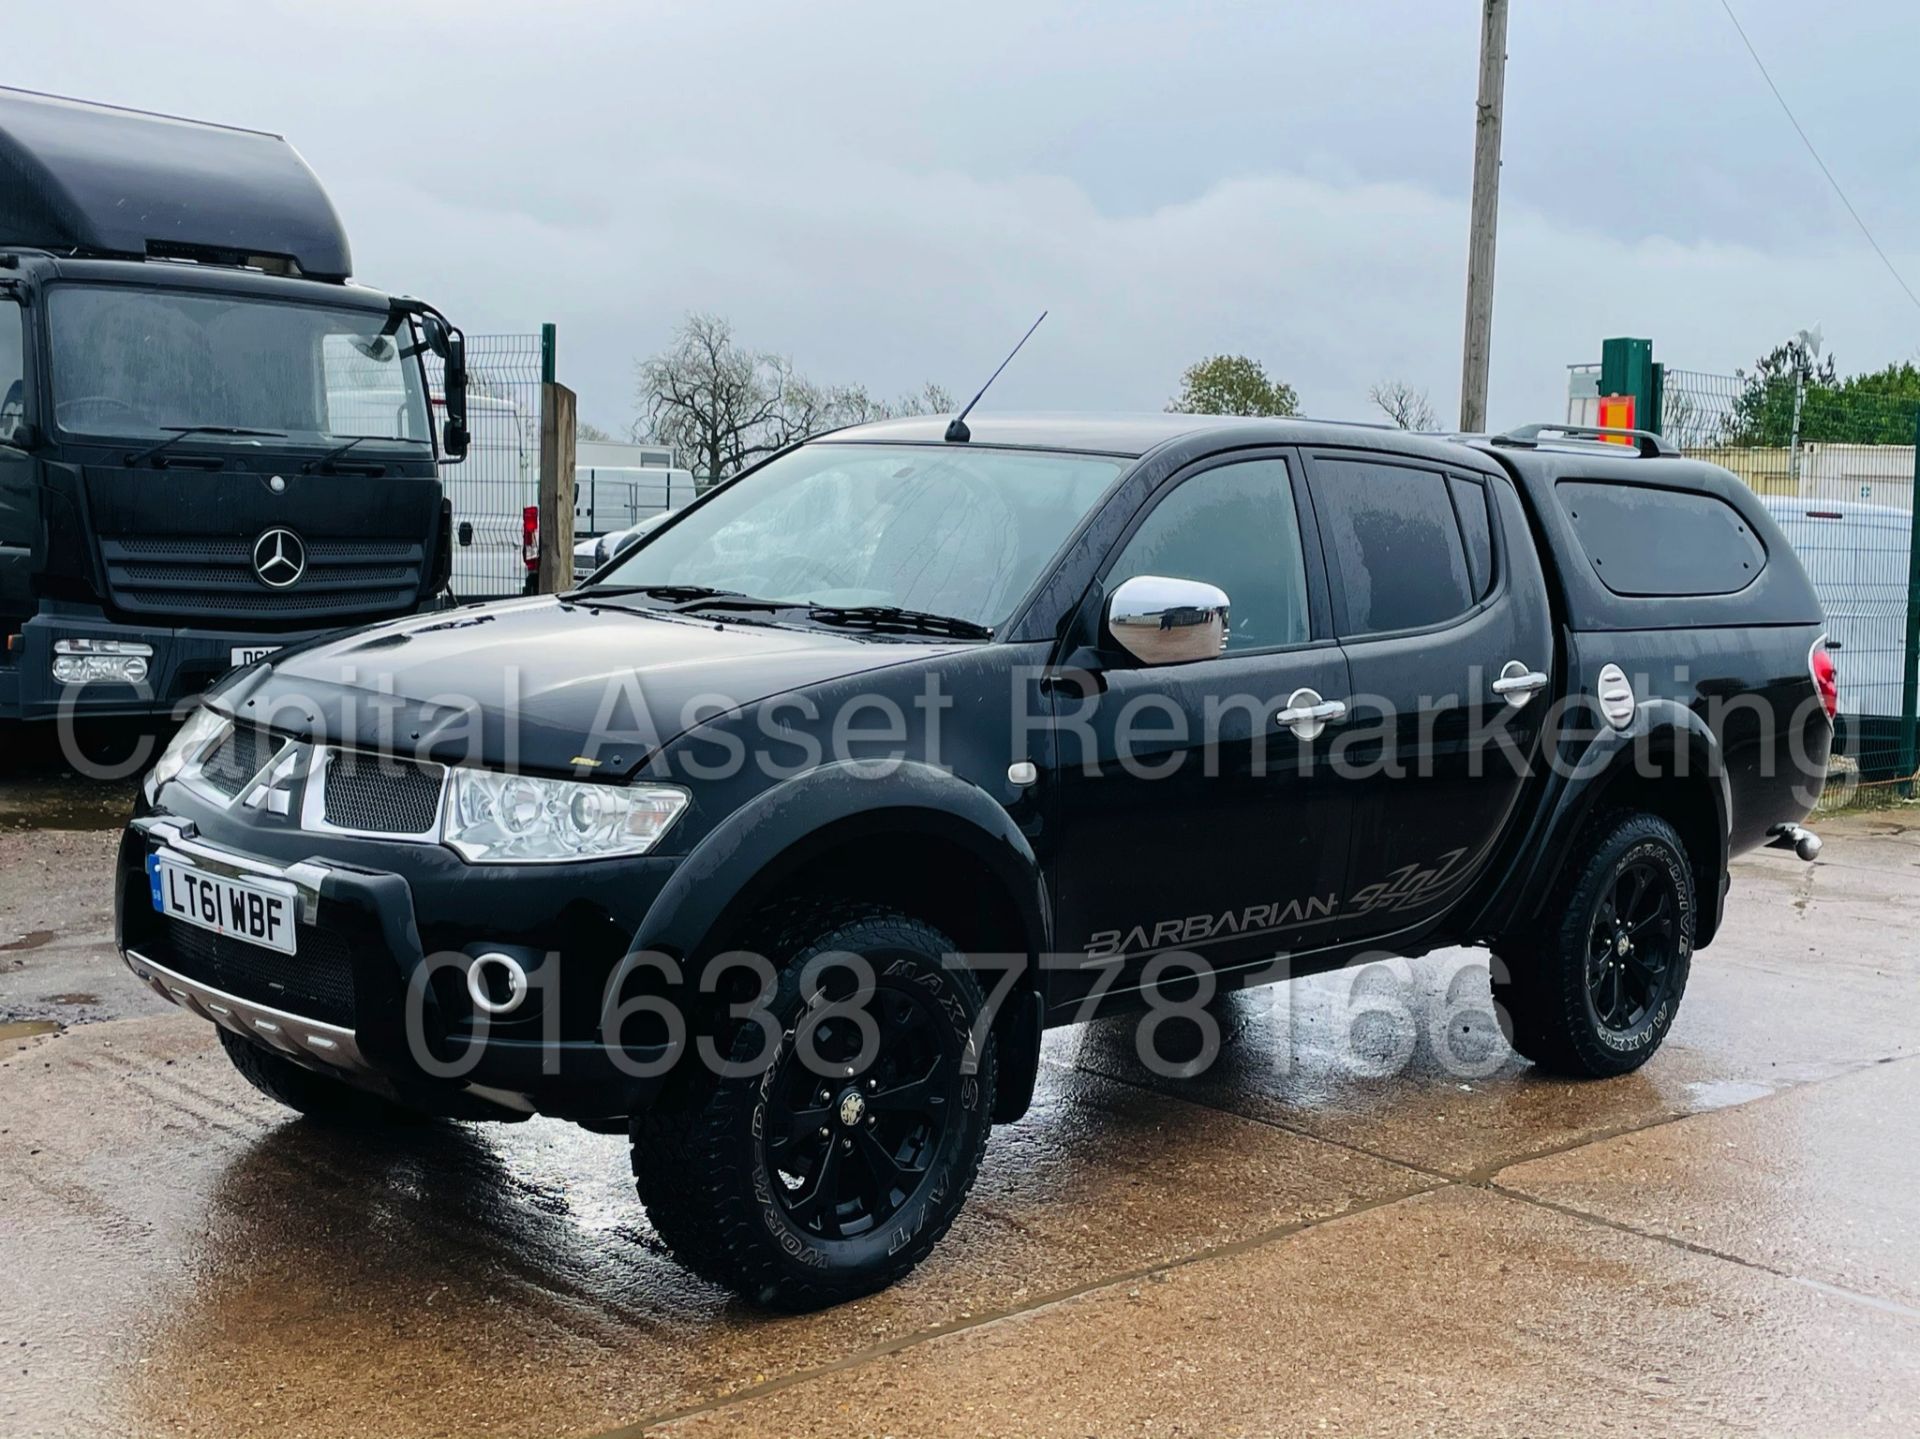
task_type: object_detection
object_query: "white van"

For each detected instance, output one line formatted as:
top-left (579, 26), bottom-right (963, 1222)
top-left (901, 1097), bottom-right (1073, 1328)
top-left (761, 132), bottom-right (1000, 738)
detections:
top-left (1762, 495), bottom-right (1913, 772)
top-left (436, 391), bottom-right (539, 600)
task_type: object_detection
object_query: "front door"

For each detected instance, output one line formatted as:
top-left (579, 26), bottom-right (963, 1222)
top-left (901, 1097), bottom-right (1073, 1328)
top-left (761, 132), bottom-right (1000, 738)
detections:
top-left (1047, 452), bottom-right (1354, 1012)
top-left (1301, 451), bottom-right (1554, 940)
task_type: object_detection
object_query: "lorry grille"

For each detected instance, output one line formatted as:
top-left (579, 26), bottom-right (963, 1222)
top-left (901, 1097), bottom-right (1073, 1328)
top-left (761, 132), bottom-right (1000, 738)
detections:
top-left (145, 918), bottom-right (357, 1028)
top-left (99, 536), bottom-right (426, 625)
top-left (321, 751), bottom-right (445, 835)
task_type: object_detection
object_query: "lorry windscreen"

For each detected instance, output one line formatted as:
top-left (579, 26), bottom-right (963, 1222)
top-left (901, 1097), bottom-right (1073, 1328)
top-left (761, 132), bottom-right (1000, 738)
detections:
top-left (45, 285), bottom-right (432, 451)
top-left (595, 442), bottom-right (1125, 629)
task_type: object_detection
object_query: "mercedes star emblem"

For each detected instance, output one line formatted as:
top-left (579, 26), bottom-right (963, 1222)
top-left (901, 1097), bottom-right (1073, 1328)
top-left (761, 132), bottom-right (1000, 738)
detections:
top-left (252, 527), bottom-right (308, 589)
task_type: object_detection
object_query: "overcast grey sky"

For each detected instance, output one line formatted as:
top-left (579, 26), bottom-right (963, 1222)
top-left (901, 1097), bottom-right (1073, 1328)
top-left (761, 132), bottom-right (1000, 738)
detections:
top-left (15, 1), bottom-right (1920, 435)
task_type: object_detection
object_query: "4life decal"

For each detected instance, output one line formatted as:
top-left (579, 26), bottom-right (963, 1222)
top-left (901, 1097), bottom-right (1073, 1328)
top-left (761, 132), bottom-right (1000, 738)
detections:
top-left (1348, 847), bottom-right (1474, 917)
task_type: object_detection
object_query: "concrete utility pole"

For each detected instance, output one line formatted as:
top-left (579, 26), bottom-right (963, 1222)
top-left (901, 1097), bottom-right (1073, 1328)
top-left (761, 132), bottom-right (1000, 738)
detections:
top-left (1458, 0), bottom-right (1509, 433)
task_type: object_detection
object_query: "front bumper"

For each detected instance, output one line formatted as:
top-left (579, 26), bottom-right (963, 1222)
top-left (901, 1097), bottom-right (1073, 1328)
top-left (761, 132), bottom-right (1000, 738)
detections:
top-left (2, 609), bottom-right (339, 721)
top-left (115, 812), bottom-right (680, 1121)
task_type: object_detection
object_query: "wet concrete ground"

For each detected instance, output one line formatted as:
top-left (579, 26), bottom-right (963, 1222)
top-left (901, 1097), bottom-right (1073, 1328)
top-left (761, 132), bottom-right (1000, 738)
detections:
top-left (2, 764), bottom-right (1917, 1436)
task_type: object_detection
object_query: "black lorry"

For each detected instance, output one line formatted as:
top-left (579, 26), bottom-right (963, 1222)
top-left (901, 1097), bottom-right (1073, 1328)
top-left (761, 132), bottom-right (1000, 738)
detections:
top-left (0, 88), bottom-right (469, 723)
top-left (116, 413), bottom-right (1834, 1309)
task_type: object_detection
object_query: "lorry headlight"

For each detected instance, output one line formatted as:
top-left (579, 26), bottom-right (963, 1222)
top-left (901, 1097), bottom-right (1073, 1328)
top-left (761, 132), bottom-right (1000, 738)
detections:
top-left (149, 706), bottom-right (233, 793)
top-left (52, 638), bottom-right (152, 685)
top-left (442, 769), bottom-right (688, 863)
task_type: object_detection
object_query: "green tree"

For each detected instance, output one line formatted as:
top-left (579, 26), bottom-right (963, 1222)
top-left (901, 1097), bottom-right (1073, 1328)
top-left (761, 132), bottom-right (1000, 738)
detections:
top-left (1725, 344), bottom-right (1920, 447)
top-left (1723, 337), bottom-right (1837, 446)
top-left (1822, 361), bottom-right (1920, 444)
top-left (1167, 355), bottom-right (1299, 417)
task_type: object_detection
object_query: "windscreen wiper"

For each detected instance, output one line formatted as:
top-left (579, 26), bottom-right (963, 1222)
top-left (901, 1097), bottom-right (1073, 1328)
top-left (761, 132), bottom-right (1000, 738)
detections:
top-left (805, 605), bottom-right (994, 640)
top-left (303, 435), bottom-right (401, 473)
top-left (572, 584), bottom-right (751, 603)
top-left (125, 426), bottom-right (285, 467)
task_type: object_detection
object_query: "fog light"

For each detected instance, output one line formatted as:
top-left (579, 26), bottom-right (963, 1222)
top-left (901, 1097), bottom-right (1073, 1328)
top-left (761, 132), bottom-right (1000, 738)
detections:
top-left (52, 638), bottom-right (153, 686)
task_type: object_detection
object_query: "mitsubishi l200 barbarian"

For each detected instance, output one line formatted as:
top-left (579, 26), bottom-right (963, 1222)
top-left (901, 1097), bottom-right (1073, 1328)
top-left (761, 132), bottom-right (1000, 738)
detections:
top-left (118, 415), bottom-right (1834, 1309)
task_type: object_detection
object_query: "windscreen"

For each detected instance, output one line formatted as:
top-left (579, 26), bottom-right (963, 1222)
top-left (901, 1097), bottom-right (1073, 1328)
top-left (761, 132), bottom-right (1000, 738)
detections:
top-left (597, 443), bottom-right (1125, 628)
top-left (46, 285), bottom-right (431, 448)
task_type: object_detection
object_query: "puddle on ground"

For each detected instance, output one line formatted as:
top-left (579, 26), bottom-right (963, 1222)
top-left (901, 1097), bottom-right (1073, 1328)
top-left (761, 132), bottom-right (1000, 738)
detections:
top-left (0, 930), bottom-right (56, 954)
top-left (0, 1019), bottom-right (63, 1042)
top-left (1685, 1078), bottom-right (1777, 1111)
top-left (0, 719), bottom-right (164, 832)
top-left (0, 781), bottom-right (140, 833)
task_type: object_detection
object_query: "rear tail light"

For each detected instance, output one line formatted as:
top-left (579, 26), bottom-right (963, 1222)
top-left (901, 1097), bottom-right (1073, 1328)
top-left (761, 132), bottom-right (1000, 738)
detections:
top-left (522, 506), bottom-right (540, 572)
top-left (1810, 636), bottom-right (1838, 722)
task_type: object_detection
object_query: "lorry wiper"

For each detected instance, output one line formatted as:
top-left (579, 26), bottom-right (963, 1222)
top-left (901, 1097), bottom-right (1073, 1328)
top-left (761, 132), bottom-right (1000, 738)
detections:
top-left (805, 605), bottom-right (994, 640)
top-left (124, 426), bottom-right (285, 467)
top-left (303, 435), bottom-right (398, 473)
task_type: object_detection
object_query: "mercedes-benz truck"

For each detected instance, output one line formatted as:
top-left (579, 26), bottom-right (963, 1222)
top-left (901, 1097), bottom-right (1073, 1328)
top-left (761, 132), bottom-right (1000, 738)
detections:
top-left (0, 87), bottom-right (470, 722)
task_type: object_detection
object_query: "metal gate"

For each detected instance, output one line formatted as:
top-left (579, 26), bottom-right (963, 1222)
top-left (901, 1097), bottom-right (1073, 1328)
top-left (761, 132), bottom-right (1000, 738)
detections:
top-left (427, 334), bottom-right (545, 601)
top-left (1656, 369), bottom-right (1920, 790)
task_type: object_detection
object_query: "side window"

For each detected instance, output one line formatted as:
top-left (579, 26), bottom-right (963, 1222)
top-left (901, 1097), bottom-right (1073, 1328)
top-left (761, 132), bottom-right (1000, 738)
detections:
top-left (1312, 458), bottom-right (1474, 635)
top-left (1449, 475), bottom-right (1495, 599)
top-left (0, 298), bottom-right (23, 447)
top-left (1558, 480), bottom-right (1766, 597)
top-left (1107, 458), bottom-right (1311, 652)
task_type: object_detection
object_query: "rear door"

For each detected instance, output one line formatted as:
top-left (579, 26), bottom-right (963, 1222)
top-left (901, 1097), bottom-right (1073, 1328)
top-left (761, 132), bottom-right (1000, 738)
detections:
top-left (1301, 450), bottom-right (1553, 939)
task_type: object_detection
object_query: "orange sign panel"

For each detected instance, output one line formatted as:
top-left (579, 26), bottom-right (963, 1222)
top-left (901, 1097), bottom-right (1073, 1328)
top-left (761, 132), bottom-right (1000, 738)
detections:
top-left (1596, 394), bottom-right (1636, 444)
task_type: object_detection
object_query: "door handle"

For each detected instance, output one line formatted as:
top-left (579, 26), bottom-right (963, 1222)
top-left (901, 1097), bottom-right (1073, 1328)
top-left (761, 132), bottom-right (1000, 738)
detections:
top-left (1277, 688), bottom-right (1348, 740)
top-left (1492, 660), bottom-right (1549, 706)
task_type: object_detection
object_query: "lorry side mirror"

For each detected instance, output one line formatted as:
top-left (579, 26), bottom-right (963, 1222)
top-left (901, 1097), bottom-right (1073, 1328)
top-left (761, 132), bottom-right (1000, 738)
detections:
top-left (440, 330), bottom-right (470, 461)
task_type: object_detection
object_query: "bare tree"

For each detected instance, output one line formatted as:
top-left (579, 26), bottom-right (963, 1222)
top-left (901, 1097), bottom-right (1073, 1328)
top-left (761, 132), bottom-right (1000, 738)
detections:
top-left (634, 314), bottom-right (792, 486)
top-left (635, 314), bottom-right (953, 486)
top-left (1368, 380), bottom-right (1439, 431)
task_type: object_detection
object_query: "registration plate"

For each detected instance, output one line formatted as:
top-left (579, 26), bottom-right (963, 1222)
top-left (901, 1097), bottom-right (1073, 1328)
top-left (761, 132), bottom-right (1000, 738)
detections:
top-left (147, 855), bottom-right (298, 956)
top-left (230, 645), bottom-right (280, 668)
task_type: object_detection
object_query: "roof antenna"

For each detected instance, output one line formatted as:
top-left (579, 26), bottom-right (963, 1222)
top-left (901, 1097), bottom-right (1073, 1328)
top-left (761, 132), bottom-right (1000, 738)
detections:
top-left (945, 310), bottom-right (1047, 443)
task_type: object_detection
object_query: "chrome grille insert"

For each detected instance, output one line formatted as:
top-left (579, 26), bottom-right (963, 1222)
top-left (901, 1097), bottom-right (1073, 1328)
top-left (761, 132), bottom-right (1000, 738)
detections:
top-left (303, 747), bottom-right (448, 840)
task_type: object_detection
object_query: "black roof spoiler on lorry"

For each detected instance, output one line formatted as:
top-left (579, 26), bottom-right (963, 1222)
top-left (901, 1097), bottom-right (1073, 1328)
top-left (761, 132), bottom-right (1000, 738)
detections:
top-left (0, 87), bottom-right (351, 282)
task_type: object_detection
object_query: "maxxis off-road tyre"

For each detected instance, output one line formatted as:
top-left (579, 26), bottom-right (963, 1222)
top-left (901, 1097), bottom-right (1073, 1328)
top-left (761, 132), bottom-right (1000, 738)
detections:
top-left (630, 902), bottom-right (996, 1311)
top-left (217, 1026), bottom-right (426, 1126)
top-left (1491, 811), bottom-right (1695, 1078)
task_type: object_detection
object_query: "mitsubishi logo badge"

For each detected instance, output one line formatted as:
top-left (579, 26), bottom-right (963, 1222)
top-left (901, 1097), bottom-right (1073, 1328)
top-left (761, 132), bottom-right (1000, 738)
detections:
top-left (252, 528), bottom-right (307, 588)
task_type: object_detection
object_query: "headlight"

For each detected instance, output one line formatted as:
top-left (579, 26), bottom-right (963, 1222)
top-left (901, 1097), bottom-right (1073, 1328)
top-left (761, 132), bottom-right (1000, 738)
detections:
top-left (442, 769), bottom-right (688, 863)
top-left (149, 707), bottom-right (233, 794)
top-left (53, 637), bottom-right (152, 685)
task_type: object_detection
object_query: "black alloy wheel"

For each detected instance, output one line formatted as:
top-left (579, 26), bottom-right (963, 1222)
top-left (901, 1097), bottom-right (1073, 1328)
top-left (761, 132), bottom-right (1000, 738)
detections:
top-left (630, 902), bottom-right (995, 1310)
top-left (1587, 857), bottom-right (1679, 1032)
top-left (1490, 811), bottom-right (1696, 1078)
top-left (763, 984), bottom-right (956, 1240)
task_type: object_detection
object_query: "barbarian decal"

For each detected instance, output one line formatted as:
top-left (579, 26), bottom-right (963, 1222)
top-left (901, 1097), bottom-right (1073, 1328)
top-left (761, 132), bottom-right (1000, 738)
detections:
top-left (1081, 892), bottom-right (1340, 964)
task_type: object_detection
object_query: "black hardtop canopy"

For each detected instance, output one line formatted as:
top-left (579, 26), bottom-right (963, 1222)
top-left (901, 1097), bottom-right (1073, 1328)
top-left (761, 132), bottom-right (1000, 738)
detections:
top-left (0, 87), bottom-right (351, 282)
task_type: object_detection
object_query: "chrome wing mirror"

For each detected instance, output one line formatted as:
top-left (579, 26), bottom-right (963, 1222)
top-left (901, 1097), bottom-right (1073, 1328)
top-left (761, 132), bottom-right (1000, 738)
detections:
top-left (1106, 575), bottom-right (1230, 665)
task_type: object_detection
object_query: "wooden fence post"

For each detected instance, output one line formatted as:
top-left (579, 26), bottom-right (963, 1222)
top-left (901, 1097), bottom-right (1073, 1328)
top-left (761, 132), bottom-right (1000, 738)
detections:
top-left (537, 381), bottom-right (576, 594)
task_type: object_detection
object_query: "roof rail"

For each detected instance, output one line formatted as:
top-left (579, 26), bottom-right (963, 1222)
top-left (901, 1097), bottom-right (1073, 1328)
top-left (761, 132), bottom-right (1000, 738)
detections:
top-left (1487, 422), bottom-right (1676, 459)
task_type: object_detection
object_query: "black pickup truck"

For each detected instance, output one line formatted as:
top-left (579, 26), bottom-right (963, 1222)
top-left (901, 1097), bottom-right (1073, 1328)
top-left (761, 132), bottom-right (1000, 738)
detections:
top-left (116, 414), bottom-right (1834, 1309)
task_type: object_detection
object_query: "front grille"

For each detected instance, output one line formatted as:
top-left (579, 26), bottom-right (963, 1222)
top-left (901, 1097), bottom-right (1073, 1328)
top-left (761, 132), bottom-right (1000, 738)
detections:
top-left (99, 535), bottom-right (426, 625)
top-left (196, 728), bottom-right (287, 798)
top-left (322, 751), bottom-right (444, 835)
top-left (144, 918), bottom-right (356, 1027)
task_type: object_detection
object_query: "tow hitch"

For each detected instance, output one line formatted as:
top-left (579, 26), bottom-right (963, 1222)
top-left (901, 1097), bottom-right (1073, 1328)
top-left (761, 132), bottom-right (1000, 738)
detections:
top-left (1768, 823), bottom-right (1822, 862)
